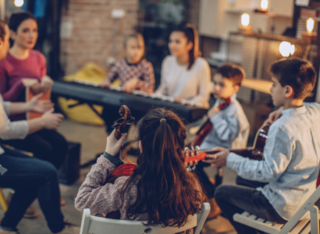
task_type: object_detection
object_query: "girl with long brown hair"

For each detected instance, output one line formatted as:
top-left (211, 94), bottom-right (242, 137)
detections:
top-left (75, 108), bottom-right (206, 232)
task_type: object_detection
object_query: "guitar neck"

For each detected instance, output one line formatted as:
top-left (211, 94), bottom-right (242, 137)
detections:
top-left (203, 148), bottom-right (263, 161)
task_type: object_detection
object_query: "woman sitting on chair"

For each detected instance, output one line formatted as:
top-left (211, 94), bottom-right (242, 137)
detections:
top-left (75, 108), bottom-right (206, 233)
top-left (0, 11), bottom-right (68, 171)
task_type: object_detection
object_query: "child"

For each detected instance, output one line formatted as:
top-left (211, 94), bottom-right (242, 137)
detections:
top-left (200, 63), bottom-right (249, 150)
top-left (194, 63), bottom-right (249, 219)
top-left (75, 108), bottom-right (206, 233)
top-left (206, 58), bottom-right (320, 234)
top-left (100, 33), bottom-right (154, 93)
top-left (100, 33), bottom-right (155, 132)
top-left (155, 25), bottom-right (211, 108)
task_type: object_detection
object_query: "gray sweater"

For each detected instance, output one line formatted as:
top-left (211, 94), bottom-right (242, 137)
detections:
top-left (0, 94), bottom-right (29, 154)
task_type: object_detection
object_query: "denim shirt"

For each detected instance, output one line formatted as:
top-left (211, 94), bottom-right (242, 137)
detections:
top-left (227, 103), bottom-right (320, 220)
top-left (0, 94), bottom-right (29, 154)
top-left (200, 95), bottom-right (250, 150)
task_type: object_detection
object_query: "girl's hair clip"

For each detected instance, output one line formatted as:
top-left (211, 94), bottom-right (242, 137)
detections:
top-left (160, 118), bottom-right (166, 123)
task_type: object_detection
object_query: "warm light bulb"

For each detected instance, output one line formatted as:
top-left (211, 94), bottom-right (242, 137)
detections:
top-left (14, 0), bottom-right (24, 7)
top-left (261, 0), bottom-right (268, 10)
top-left (241, 13), bottom-right (250, 27)
top-left (279, 41), bottom-right (295, 57)
top-left (306, 18), bottom-right (315, 33)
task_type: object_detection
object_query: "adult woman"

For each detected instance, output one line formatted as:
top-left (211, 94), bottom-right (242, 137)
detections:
top-left (0, 11), bottom-right (67, 171)
top-left (75, 108), bottom-right (206, 233)
top-left (0, 20), bottom-right (77, 234)
top-left (155, 25), bottom-right (211, 109)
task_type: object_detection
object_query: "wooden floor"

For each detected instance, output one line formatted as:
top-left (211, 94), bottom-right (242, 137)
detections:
top-left (0, 119), bottom-right (237, 234)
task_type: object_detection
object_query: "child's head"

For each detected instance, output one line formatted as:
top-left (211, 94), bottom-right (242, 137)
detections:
top-left (123, 33), bottom-right (145, 63)
top-left (121, 108), bottom-right (205, 227)
top-left (212, 63), bottom-right (245, 99)
top-left (8, 11), bottom-right (38, 49)
top-left (169, 24), bottom-right (199, 70)
top-left (269, 58), bottom-right (316, 107)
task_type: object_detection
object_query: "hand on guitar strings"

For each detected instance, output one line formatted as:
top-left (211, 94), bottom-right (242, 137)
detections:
top-left (105, 129), bottom-right (127, 156)
top-left (202, 147), bottom-right (230, 168)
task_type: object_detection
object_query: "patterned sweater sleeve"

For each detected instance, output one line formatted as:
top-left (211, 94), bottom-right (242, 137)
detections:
top-left (138, 61), bottom-right (155, 93)
top-left (75, 155), bottom-right (130, 214)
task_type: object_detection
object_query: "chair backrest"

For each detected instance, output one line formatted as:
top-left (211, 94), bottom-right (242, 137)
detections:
top-left (80, 202), bottom-right (210, 234)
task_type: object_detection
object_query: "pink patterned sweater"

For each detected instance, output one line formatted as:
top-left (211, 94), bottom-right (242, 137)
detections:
top-left (75, 155), bottom-right (201, 234)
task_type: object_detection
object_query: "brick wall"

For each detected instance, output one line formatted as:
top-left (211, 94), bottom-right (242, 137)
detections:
top-left (60, 0), bottom-right (138, 75)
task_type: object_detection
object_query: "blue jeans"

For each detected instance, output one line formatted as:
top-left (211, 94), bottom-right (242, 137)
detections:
top-left (0, 147), bottom-right (65, 233)
top-left (215, 176), bottom-right (286, 234)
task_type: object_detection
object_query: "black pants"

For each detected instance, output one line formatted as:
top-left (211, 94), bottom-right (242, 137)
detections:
top-left (194, 161), bottom-right (216, 199)
top-left (102, 105), bottom-right (144, 133)
top-left (0, 147), bottom-right (64, 233)
top-left (215, 176), bottom-right (286, 234)
top-left (2, 129), bottom-right (68, 169)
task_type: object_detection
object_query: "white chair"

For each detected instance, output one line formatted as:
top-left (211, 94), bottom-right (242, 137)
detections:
top-left (80, 202), bottom-right (210, 234)
top-left (233, 185), bottom-right (320, 234)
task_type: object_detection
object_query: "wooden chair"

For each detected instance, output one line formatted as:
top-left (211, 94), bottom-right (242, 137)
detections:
top-left (233, 185), bottom-right (320, 234)
top-left (80, 202), bottom-right (210, 234)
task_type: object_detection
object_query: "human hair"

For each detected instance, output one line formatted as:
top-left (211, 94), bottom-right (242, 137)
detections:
top-left (216, 63), bottom-right (246, 86)
top-left (8, 11), bottom-right (36, 46)
top-left (121, 108), bottom-right (205, 227)
top-left (123, 33), bottom-right (145, 48)
top-left (270, 58), bottom-right (316, 99)
top-left (172, 24), bottom-right (199, 70)
top-left (0, 20), bottom-right (6, 41)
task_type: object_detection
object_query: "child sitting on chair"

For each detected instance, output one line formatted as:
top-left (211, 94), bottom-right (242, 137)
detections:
top-left (75, 108), bottom-right (206, 233)
top-left (100, 33), bottom-right (155, 133)
top-left (194, 63), bottom-right (249, 219)
top-left (205, 58), bottom-right (320, 234)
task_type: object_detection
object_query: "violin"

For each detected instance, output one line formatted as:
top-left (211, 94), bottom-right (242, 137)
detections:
top-left (188, 98), bottom-right (231, 148)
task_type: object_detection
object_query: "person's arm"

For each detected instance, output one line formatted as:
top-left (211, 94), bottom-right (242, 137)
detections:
top-left (137, 62), bottom-right (155, 93)
top-left (210, 112), bottom-right (240, 142)
top-left (189, 61), bottom-right (211, 108)
top-left (75, 130), bottom-right (128, 213)
top-left (100, 63), bottom-right (119, 87)
top-left (8, 93), bottom-right (54, 116)
top-left (226, 127), bottom-right (292, 182)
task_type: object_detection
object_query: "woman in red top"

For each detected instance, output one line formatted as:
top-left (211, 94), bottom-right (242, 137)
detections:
top-left (0, 12), bottom-right (67, 174)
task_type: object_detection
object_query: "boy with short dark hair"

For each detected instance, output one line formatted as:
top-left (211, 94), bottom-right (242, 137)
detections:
top-left (195, 63), bottom-right (250, 219)
top-left (206, 58), bottom-right (320, 234)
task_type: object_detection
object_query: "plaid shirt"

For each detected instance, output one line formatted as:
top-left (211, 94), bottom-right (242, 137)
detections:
top-left (106, 59), bottom-right (155, 93)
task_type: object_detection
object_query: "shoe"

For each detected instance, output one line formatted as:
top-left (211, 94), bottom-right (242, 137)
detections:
top-left (206, 198), bottom-right (222, 221)
top-left (60, 197), bottom-right (66, 206)
top-left (23, 205), bottom-right (38, 219)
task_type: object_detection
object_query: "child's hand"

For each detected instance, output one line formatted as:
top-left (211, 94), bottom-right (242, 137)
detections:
top-left (105, 129), bottom-right (127, 156)
top-left (263, 108), bottom-right (282, 127)
top-left (202, 147), bottom-right (229, 167)
top-left (100, 79), bottom-right (111, 88)
top-left (121, 78), bottom-right (139, 93)
top-left (174, 97), bottom-right (184, 102)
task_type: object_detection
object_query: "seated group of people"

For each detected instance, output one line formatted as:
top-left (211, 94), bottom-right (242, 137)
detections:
top-left (0, 11), bottom-right (320, 234)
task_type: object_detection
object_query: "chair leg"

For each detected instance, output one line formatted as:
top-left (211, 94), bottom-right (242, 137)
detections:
top-left (0, 189), bottom-right (8, 212)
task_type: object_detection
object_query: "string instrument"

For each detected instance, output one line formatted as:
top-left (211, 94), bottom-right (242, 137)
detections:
top-left (104, 105), bottom-right (136, 219)
top-left (188, 98), bottom-right (231, 148)
top-left (184, 125), bottom-right (269, 171)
